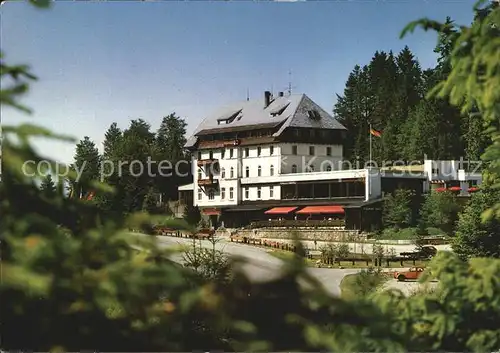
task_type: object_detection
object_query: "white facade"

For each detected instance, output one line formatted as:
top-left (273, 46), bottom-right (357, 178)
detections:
top-left (280, 143), bottom-right (343, 173)
top-left (424, 160), bottom-right (460, 181)
top-left (188, 156), bottom-right (486, 209)
top-left (423, 159), bottom-right (482, 195)
top-left (191, 141), bottom-right (383, 208)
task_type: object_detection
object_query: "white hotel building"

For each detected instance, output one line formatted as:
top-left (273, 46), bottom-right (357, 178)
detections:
top-left (178, 91), bottom-right (482, 230)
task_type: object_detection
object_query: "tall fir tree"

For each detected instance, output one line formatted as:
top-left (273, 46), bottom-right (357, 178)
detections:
top-left (119, 119), bottom-right (156, 213)
top-left (71, 136), bottom-right (100, 198)
top-left (103, 122), bottom-right (122, 159)
top-left (40, 174), bottom-right (57, 197)
top-left (154, 113), bottom-right (190, 202)
top-left (95, 123), bottom-right (124, 214)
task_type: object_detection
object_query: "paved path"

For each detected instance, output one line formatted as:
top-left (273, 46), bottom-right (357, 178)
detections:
top-left (155, 236), bottom-right (360, 297)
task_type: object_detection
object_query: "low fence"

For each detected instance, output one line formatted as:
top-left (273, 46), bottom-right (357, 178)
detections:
top-left (230, 235), bottom-right (429, 266)
top-left (370, 237), bottom-right (449, 246)
top-left (230, 235), bottom-right (300, 252)
top-left (233, 228), bottom-right (362, 242)
top-left (154, 227), bottom-right (214, 240)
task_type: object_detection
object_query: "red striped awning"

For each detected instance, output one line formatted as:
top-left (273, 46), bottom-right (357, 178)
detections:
top-left (448, 187), bottom-right (461, 191)
top-left (434, 187), bottom-right (447, 192)
top-left (468, 187), bottom-right (480, 192)
top-left (265, 207), bottom-right (297, 215)
top-left (296, 205), bottom-right (345, 215)
top-left (201, 208), bottom-right (221, 216)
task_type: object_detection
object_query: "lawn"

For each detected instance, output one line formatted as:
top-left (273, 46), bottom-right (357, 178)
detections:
top-left (373, 227), bottom-right (452, 241)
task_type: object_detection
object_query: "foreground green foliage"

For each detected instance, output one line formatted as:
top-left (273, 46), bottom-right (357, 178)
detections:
top-left (378, 253), bottom-right (500, 352)
top-left (453, 187), bottom-right (500, 259)
top-left (2, 1), bottom-right (500, 352)
top-left (402, 0), bottom-right (500, 220)
top-left (4, 123), bottom-right (500, 352)
top-left (420, 190), bottom-right (461, 235)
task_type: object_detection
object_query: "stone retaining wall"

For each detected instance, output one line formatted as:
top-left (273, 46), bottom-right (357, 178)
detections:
top-left (216, 227), bottom-right (366, 242)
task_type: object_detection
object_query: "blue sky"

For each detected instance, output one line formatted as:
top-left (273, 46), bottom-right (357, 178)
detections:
top-left (2, 1), bottom-right (474, 164)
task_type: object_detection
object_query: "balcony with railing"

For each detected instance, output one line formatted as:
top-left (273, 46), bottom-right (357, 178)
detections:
top-left (281, 181), bottom-right (365, 200)
top-left (197, 158), bottom-right (219, 167)
top-left (249, 219), bottom-right (345, 229)
top-left (197, 177), bottom-right (218, 187)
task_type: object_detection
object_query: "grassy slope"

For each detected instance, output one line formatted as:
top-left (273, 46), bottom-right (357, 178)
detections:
top-left (339, 272), bottom-right (391, 300)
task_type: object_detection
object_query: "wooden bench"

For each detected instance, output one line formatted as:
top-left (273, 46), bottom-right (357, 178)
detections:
top-left (230, 235), bottom-right (246, 243)
top-left (193, 228), bottom-right (215, 239)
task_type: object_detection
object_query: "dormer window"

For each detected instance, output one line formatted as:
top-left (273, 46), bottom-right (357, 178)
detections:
top-left (308, 110), bottom-right (321, 120)
top-left (270, 102), bottom-right (290, 117)
top-left (217, 109), bottom-right (242, 125)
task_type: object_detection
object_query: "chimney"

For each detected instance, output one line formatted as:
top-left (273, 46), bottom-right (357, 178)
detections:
top-left (278, 91), bottom-right (284, 97)
top-left (264, 91), bottom-right (272, 108)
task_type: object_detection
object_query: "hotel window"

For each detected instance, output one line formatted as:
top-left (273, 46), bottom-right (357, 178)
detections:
top-left (221, 148), bottom-right (225, 159)
top-left (197, 189), bottom-right (202, 200)
top-left (245, 166), bottom-right (250, 178)
top-left (244, 187), bottom-right (249, 199)
top-left (270, 165), bottom-right (274, 176)
top-left (292, 145), bottom-right (298, 155)
top-left (197, 151), bottom-right (202, 160)
top-left (221, 187), bottom-right (226, 199)
top-left (326, 147), bottom-right (332, 156)
top-left (257, 147), bottom-right (261, 156)
top-left (208, 189), bottom-right (214, 200)
top-left (432, 168), bottom-right (440, 174)
top-left (245, 148), bottom-right (249, 157)
top-left (310, 130), bottom-right (315, 138)
top-left (258, 166), bottom-right (262, 177)
top-left (221, 167), bottom-right (225, 179)
top-left (309, 146), bottom-right (315, 156)
top-left (270, 145), bottom-right (274, 155)
top-left (230, 167), bottom-right (234, 178)
top-left (209, 151), bottom-right (214, 159)
top-left (293, 128), bottom-right (299, 137)
top-left (292, 164), bottom-right (297, 173)
top-left (326, 165), bottom-right (332, 172)
top-left (229, 187), bottom-right (234, 199)
top-left (230, 148), bottom-right (234, 158)
top-left (269, 186), bottom-right (274, 198)
top-left (198, 170), bottom-right (202, 180)
top-left (257, 186), bottom-right (262, 199)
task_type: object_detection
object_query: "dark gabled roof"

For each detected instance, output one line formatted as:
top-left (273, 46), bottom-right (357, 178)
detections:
top-left (185, 93), bottom-right (346, 148)
top-left (195, 121), bottom-right (282, 136)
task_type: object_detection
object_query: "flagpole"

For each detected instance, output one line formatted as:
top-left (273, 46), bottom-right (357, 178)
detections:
top-left (369, 123), bottom-right (372, 199)
top-left (369, 122), bottom-right (372, 169)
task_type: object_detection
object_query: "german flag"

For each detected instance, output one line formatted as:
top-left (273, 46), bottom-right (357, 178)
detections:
top-left (370, 128), bottom-right (382, 137)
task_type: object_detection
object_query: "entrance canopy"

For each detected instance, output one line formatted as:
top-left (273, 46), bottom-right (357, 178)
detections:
top-left (202, 208), bottom-right (221, 216)
top-left (296, 205), bottom-right (345, 215)
top-left (264, 206), bottom-right (297, 215)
